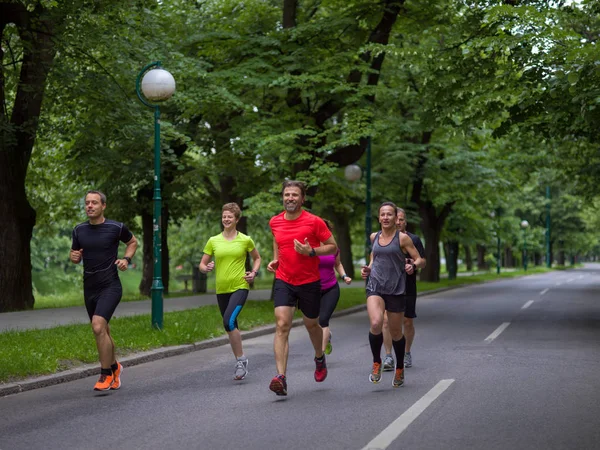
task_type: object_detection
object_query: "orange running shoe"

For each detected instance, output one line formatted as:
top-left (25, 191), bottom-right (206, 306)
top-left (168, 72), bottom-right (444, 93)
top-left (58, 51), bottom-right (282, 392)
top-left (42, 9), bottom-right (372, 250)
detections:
top-left (110, 362), bottom-right (123, 390)
top-left (392, 368), bottom-right (405, 388)
top-left (369, 362), bottom-right (382, 384)
top-left (93, 374), bottom-right (114, 391)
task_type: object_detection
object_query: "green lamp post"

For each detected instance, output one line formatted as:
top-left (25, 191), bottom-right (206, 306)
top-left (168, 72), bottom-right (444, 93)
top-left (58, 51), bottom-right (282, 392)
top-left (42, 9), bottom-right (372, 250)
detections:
top-left (135, 62), bottom-right (176, 329)
top-left (520, 219), bottom-right (529, 272)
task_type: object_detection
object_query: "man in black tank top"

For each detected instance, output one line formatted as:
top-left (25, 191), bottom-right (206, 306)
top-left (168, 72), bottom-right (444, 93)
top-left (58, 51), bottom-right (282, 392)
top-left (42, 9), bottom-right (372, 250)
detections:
top-left (70, 191), bottom-right (137, 391)
top-left (382, 208), bottom-right (427, 371)
top-left (361, 202), bottom-right (425, 388)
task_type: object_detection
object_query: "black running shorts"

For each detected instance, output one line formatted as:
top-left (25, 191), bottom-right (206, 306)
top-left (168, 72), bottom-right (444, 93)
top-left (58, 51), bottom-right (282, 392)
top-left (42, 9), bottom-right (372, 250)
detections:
top-left (273, 279), bottom-right (321, 319)
top-left (84, 281), bottom-right (122, 322)
top-left (366, 290), bottom-right (406, 313)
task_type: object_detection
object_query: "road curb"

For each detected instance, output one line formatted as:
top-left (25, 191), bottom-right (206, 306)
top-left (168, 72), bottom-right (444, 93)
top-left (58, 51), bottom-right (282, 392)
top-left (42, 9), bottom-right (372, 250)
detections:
top-left (0, 282), bottom-right (499, 397)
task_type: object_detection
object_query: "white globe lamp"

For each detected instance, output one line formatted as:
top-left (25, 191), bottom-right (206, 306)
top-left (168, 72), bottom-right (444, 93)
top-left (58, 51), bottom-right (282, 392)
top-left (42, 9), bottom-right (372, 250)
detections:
top-left (344, 164), bottom-right (362, 182)
top-left (141, 68), bottom-right (176, 102)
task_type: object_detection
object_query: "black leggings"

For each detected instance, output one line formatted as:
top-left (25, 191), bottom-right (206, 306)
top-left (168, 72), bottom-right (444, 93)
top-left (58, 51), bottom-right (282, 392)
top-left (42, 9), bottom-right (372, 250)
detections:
top-left (217, 289), bottom-right (249, 332)
top-left (319, 283), bottom-right (340, 328)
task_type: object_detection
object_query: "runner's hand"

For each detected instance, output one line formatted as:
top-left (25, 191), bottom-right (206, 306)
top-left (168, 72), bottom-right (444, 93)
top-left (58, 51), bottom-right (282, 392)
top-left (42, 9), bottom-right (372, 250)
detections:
top-left (361, 265), bottom-right (371, 279)
top-left (405, 263), bottom-right (414, 275)
top-left (115, 259), bottom-right (128, 271)
top-left (267, 259), bottom-right (279, 273)
top-left (205, 261), bottom-right (215, 273)
top-left (343, 276), bottom-right (352, 285)
top-left (70, 249), bottom-right (83, 264)
top-left (243, 271), bottom-right (257, 282)
top-left (293, 238), bottom-right (312, 255)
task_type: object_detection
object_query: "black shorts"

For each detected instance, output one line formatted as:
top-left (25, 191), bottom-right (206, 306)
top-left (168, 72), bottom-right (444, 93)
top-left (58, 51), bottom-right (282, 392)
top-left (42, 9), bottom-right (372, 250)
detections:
top-left (84, 281), bottom-right (122, 322)
top-left (404, 295), bottom-right (417, 319)
top-left (273, 279), bottom-right (321, 319)
top-left (366, 290), bottom-right (406, 313)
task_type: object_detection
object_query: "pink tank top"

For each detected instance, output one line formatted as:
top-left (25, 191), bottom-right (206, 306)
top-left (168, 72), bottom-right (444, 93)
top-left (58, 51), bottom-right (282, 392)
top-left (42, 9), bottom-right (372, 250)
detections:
top-left (318, 250), bottom-right (339, 290)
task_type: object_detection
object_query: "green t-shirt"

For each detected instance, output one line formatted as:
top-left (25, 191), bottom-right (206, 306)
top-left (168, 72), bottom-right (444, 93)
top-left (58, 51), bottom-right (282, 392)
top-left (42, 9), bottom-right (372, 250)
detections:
top-left (203, 232), bottom-right (256, 294)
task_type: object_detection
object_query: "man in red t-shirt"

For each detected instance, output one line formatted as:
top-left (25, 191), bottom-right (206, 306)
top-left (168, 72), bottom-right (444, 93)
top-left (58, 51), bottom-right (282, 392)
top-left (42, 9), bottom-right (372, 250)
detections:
top-left (266, 180), bottom-right (338, 396)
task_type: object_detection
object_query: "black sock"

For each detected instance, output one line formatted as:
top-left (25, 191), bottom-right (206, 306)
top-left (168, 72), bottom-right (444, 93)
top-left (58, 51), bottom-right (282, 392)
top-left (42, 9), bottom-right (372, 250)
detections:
top-left (100, 368), bottom-right (112, 376)
top-left (369, 332), bottom-right (384, 363)
top-left (111, 362), bottom-right (118, 371)
top-left (392, 336), bottom-right (406, 369)
top-left (315, 354), bottom-right (325, 362)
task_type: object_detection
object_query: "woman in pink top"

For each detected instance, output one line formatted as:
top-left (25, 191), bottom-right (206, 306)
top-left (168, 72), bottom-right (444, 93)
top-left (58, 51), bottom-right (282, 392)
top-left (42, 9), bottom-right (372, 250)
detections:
top-left (319, 221), bottom-right (352, 354)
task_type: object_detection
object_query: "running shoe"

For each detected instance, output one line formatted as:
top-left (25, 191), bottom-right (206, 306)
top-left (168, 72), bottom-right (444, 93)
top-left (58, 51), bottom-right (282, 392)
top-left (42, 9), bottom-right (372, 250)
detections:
top-left (234, 359), bottom-right (249, 380)
top-left (324, 334), bottom-right (332, 355)
top-left (314, 355), bottom-right (328, 382)
top-left (392, 368), bottom-right (405, 388)
top-left (269, 374), bottom-right (287, 396)
top-left (404, 352), bottom-right (412, 368)
top-left (369, 362), bottom-right (382, 383)
top-left (93, 374), bottom-right (114, 391)
top-left (383, 355), bottom-right (395, 372)
top-left (110, 362), bottom-right (123, 390)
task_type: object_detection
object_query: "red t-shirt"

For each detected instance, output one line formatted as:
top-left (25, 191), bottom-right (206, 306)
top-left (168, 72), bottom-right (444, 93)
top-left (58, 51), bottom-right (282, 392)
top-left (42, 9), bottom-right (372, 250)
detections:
top-left (269, 210), bottom-right (332, 286)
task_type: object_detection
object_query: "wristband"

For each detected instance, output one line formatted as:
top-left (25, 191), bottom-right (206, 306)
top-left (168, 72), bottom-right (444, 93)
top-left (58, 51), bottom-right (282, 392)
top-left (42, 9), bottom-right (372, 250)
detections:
top-left (308, 248), bottom-right (316, 257)
top-left (341, 274), bottom-right (348, 279)
top-left (123, 256), bottom-right (132, 264)
top-left (252, 270), bottom-right (259, 276)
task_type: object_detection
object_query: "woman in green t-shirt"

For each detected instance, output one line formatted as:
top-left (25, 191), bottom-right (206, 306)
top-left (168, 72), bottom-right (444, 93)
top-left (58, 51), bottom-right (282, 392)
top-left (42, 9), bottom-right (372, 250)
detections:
top-left (199, 203), bottom-right (261, 381)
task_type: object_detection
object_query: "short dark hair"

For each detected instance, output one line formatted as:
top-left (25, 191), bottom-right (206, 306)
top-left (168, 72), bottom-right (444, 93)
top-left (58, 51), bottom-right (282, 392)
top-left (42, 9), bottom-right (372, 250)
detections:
top-left (282, 180), bottom-right (307, 197)
top-left (86, 190), bottom-right (107, 204)
top-left (222, 202), bottom-right (241, 220)
top-left (379, 201), bottom-right (397, 214)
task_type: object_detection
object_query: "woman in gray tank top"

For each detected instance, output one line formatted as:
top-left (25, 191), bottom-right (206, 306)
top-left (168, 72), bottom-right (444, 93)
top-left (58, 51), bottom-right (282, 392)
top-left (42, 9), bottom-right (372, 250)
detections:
top-left (361, 202), bottom-right (425, 388)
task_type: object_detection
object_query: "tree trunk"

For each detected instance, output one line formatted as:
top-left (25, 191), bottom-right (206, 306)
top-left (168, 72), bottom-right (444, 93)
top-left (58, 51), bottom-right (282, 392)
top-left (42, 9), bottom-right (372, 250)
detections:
top-left (476, 244), bottom-right (487, 270)
top-left (558, 250), bottom-right (566, 266)
top-left (464, 245), bottom-right (473, 271)
top-left (504, 247), bottom-right (514, 268)
top-left (419, 220), bottom-right (441, 282)
top-left (444, 241), bottom-right (458, 280)
top-left (139, 210), bottom-right (153, 297)
top-left (330, 211), bottom-right (355, 279)
top-left (0, 4), bottom-right (56, 311)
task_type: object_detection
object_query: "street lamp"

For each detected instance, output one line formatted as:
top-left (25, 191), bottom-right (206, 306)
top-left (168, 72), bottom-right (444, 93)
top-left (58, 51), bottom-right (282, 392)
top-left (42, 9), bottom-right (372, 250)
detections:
top-left (136, 62), bottom-right (176, 329)
top-left (344, 137), bottom-right (372, 265)
top-left (490, 210), bottom-right (501, 275)
top-left (520, 219), bottom-right (529, 272)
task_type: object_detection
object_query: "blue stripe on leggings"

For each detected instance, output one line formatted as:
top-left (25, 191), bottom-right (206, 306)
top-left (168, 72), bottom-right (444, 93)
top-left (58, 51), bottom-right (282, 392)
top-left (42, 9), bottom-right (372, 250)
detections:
top-left (229, 305), bottom-right (243, 331)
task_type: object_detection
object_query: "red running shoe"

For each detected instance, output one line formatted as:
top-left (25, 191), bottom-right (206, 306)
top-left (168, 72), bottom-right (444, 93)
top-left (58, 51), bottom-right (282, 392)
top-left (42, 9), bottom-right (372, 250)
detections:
top-left (314, 355), bottom-right (327, 382)
top-left (269, 374), bottom-right (287, 396)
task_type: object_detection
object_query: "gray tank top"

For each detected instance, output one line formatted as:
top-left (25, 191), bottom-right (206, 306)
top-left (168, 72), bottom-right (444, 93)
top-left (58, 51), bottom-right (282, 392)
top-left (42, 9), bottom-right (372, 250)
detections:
top-left (366, 230), bottom-right (406, 295)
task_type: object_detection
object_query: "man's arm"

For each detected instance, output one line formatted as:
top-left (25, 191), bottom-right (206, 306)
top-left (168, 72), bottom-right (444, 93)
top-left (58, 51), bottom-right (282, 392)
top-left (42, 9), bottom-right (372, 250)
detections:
top-left (267, 239), bottom-right (279, 273)
top-left (115, 235), bottom-right (137, 271)
top-left (400, 233), bottom-right (424, 269)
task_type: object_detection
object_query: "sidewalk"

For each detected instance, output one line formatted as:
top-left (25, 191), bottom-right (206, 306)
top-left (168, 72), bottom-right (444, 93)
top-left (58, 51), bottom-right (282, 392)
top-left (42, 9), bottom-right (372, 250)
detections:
top-left (0, 281), bottom-right (367, 333)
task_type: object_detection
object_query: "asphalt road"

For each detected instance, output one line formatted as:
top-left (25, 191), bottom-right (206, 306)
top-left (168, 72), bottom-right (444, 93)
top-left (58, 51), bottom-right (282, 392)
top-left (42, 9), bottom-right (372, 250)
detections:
top-left (2, 265), bottom-right (600, 450)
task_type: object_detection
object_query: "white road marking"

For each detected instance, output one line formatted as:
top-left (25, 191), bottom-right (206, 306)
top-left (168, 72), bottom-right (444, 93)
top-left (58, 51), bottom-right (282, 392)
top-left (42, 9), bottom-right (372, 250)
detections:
top-left (540, 288), bottom-right (549, 295)
top-left (555, 282), bottom-right (562, 286)
top-left (567, 278), bottom-right (575, 283)
top-left (484, 322), bottom-right (511, 343)
top-left (361, 379), bottom-right (455, 450)
top-left (522, 300), bottom-right (534, 309)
